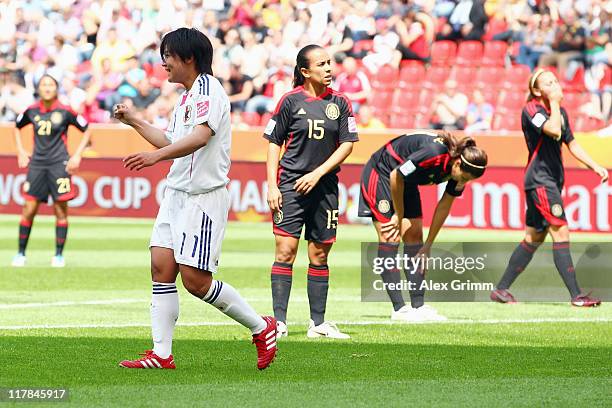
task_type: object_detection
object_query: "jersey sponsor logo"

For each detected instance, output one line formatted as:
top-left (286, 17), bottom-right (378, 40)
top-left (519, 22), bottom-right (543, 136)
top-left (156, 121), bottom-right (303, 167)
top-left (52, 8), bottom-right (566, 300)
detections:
top-left (51, 111), bottom-right (63, 124)
top-left (348, 116), bottom-right (357, 133)
top-left (184, 105), bottom-right (192, 123)
top-left (551, 203), bottom-right (563, 217)
top-left (76, 115), bottom-right (87, 127)
top-left (377, 199), bottom-right (390, 214)
top-left (531, 112), bottom-right (546, 128)
top-left (273, 210), bottom-right (283, 224)
top-left (264, 119), bottom-right (276, 135)
top-left (197, 100), bottom-right (209, 118)
top-left (325, 103), bottom-right (340, 120)
top-left (297, 108), bottom-right (306, 115)
top-left (399, 160), bottom-right (416, 176)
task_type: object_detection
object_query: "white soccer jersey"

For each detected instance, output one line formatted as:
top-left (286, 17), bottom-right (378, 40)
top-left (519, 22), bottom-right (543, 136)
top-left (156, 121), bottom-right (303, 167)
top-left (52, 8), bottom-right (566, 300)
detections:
top-left (164, 74), bottom-right (231, 194)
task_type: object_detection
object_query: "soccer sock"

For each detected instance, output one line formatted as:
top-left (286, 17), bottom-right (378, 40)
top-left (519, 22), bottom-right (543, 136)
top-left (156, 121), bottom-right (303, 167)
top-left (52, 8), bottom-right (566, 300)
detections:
top-left (497, 240), bottom-right (539, 289)
top-left (151, 282), bottom-right (179, 359)
top-left (377, 243), bottom-right (406, 311)
top-left (55, 220), bottom-right (68, 256)
top-left (271, 262), bottom-right (293, 323)
top-left (307, 264), bottom-right (329, 326)
top-left (18, 218), bottom-right (33, 255)
top-left (203, 280), bottom-right (267, 334)
top-left (553, 242), bottom-right (581, 298)
top-left (404, 244), bottom-right (424, 309)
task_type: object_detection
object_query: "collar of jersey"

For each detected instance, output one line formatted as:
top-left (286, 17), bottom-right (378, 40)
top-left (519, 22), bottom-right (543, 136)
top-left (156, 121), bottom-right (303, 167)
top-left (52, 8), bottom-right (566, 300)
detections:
top-left (38, 99), bottom-right (60, 113)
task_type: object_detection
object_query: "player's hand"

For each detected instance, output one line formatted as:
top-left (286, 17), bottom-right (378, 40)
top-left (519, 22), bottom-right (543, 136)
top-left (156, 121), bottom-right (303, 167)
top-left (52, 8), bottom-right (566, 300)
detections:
top-left (381, 214), bottom-right (401, 242)
top-left (267, 185), bottom-right (283, 212)
top-left (294, 171), bottom-right (322, 195)
top-left (414, 244), bottom-right (431, 275)
top-left (65, 156), bottom-right (81, 175)
top-left (546, 87), bottom-right (563, 103)
top-left (113, 103), bottom-right (135, 125)
top-left (593, 165), bottom-right (609, 183)
top-left (17, 151), bottom-right (30, 168)
top-left (123, 151), bottom-right (160, 171)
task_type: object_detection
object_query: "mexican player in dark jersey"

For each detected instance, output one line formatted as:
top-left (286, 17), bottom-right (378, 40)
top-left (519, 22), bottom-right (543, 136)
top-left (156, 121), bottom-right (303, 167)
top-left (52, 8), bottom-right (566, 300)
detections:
top-left (11, 74), bottom-right (90, 268)
top-left (358, 131), bottom-right (488, 322)
top-left (264, 45), bottom-right (358, 339)
top-left (491, 69), bottom-right (608, 307)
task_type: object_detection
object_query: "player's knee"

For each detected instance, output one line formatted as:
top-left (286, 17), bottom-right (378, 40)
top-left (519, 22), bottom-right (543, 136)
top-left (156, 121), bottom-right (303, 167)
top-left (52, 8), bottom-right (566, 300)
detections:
top-left (182, 274), bottom-right (212, 299)
top-left (308, 248), bottom-right (328, 265)
top-left (275, 245), bottom-right (297, 264)
top-left (549, 225), bottom-right (570, 242)
top-left (404, 229), bottom-right (423, 244)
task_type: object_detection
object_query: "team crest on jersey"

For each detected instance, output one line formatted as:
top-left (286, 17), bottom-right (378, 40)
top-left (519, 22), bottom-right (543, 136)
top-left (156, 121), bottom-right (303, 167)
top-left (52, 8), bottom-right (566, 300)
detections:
top-left (184, 105), bottom-right (192, 123)
top-left (325, 103), bottom-right (340, 120)
top-left (377, 200), bottom-right (390, 213)
top-left (551, 204), bottom-right (563, 217)
top-left (50, 111), bottom-right (63, 124)
top-left (23, 181), bottom-right (30, 192)
top-left (273, 210), bottom-right (284, 224)
top-left (34, 115), bottom-right (40, 122)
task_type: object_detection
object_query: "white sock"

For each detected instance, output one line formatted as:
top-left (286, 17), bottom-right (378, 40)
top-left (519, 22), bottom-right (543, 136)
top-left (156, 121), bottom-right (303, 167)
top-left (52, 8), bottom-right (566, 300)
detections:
top-left (151, 282), bottom-right (179, 359)
top-left (202, 280), bottom-right (266, 334)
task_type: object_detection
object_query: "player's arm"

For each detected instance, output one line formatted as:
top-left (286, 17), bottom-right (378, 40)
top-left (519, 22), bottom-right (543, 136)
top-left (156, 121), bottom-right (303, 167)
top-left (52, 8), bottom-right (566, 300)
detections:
top-left (421, 192), bottom-right (456, 257)
top-left (14, 127), bottom-right (30, 168)
top-left (65, 129), bottom-right (92, 174)
top-left (124, 124), bottom-right (212, 171)
top-left (266, 142), bottom-right (283, 212)
top-left (113, 103), bottom-right (170, 149)
top-left (567, 140), bottom-right (608, 182)
top-left (380, 168), bottom-right (404, 241)
top-left (542, 92), bottom-right (563, 140)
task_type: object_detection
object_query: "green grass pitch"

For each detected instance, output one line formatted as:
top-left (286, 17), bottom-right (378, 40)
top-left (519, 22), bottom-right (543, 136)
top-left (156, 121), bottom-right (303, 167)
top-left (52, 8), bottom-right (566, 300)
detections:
top-left (0, 214), bottom-right (610, 407)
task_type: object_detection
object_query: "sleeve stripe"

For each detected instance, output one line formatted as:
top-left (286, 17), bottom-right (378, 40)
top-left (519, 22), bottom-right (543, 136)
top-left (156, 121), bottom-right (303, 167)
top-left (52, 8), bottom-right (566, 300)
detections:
top-left (331, 90), bottom-right (354, 115)
top-left (419, 153), bottom-right (449, 169)
top-left (272, 88), bottom-right (301, 115)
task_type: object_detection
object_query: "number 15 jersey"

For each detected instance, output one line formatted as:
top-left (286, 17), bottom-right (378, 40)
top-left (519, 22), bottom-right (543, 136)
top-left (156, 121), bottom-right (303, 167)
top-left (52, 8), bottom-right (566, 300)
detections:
top-left (263, 86), bottom-right (359, 174)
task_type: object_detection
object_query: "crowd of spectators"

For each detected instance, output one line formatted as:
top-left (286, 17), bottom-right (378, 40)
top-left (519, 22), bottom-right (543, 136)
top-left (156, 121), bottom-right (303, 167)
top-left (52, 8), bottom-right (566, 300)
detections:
top-left (0, 0), bottom-right (610, 133)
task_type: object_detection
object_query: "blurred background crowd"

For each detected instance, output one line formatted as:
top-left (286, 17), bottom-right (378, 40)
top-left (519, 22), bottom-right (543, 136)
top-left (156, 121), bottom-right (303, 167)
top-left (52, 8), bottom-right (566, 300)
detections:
top-left (0, 0), bottom-right (610, 133)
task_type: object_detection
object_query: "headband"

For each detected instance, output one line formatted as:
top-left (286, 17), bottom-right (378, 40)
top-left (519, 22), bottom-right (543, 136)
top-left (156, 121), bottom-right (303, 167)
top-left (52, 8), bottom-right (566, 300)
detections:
top-left (529, 68), bottom-right (546, 96)
top-left (460, 154), bottom-right (486, 170)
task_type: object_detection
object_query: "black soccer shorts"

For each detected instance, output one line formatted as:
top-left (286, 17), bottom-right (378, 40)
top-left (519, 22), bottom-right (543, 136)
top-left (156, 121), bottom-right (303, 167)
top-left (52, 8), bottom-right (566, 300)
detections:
top-left (525, 184), bottom-right (567, 232)
top-left (23, 162), bottom-right (76, 202)
top-left (358, 161), bottom-right (422, 222)
top-left (272, 169), bottom-right (338, 243)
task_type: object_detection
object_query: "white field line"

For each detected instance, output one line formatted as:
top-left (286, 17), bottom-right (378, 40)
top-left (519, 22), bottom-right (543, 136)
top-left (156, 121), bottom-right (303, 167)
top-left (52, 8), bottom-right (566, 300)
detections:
top-left (0, 299), bottom-right (146, 309)
top-left (1, 317), bottom-right (611, 330)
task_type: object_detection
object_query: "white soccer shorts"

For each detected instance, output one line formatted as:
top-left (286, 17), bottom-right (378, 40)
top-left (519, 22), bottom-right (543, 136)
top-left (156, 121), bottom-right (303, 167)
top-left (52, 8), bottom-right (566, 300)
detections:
top-left (150, 186), bottom-right (229, 273)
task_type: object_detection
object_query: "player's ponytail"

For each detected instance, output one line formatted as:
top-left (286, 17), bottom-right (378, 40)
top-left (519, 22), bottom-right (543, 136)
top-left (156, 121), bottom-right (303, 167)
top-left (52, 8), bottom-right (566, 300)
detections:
top-left (457, 137), bottom-right (488, 179)
top-left (293, 44), bottom-right (323, 88)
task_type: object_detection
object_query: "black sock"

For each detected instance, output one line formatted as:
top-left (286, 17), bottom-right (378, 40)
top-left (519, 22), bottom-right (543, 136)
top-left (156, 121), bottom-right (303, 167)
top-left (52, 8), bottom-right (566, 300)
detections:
top-left (307, 264), bottom-right (329, 326)
top-left (271, 262), bottom-right (293, 323)
top-left (497, 240), bottom-right (539, 289)
top-left (18, 218), bottom-right (33, 255)
top-left (377, 243), bottom-right (406, 311)
top-left (553, 242), bottom-right (581, 298)
top-left (404, 243), bottom-right (424, 309)
top-left (55, 220), bottom-right (68, 256)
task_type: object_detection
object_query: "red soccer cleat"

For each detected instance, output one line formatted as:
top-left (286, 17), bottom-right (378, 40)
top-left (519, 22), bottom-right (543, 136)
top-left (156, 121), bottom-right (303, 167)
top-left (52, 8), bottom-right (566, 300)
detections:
top-left (252, 316), bottom-right (278, 370)
top-left (119, 350), bottom-right (176, 369)
top-left (571, 293), bottom-right (601, 307)
top-left (490, 289), bottom-right (517, 304)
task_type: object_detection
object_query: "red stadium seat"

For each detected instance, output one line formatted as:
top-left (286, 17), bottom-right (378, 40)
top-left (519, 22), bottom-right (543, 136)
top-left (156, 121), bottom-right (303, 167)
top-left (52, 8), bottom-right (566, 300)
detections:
top-left (482, 18), bottom-right (508, 42)
top-left (430, 41), bottom-right (457, 66)
top-left (475, 66), bottom-right (506, 88)
top-left (482, 41), bottom-right (508, 67)
top-left (241, 111), bottom-right (261, 126)
top-left (150, 63), bottom-right (168, 88)
top-left (352, 39), bottom-right (374, 55)
top-left (562, 92), bottom-right (589, 111)
top-left (456, 41), bottom-right (484, 66)
top-left (391, 89), bottom-right (420, 113)
top-left (368, 90), bottom-right (394, 113)
top-left (560, 66), bottom-right (586, 93)
top-left (497, 91), bottom-right (527, 111)
top-left (574, 115), bottom-right (605, 132)
top-left (260, 112), bottom-right (273, 126)
top-left (492, 112), bottom-right (522, 131)
top-left (389, 114), bottom-right (416, 130)
top-left (399, 62), bottom-right (426, 90)
top-left (371, 65), bottom-right (399, 91)
top-left (480, 87), bottom-right (500, 105)
top-left (423, 66), bottom-right (451, 88)
top-left (502, 65), bottom-right (531, 89)
top-left (418, 89), bottom-right (436, 110)
top-left (450, 66), bottom-right (477, 83)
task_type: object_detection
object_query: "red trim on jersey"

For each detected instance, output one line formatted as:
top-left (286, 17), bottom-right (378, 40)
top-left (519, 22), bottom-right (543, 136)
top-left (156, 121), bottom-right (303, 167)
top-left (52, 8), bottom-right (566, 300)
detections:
top-left (276, 166), bottom-right (284, 185)
top-left (304, 87), bottom-right (332, 102)
top-left (525, 136), bottom-right (544, 171)
top-left (307, 267), bottom-right (330, 277)
top-left (535, 186), bottom-right (566, 226)
top-left (285, 132), bottom-right (295, 150)
top-left (19, 218), bottom-right (33, 227)
top-left (315, 236), bottom-right (337, 244)
top-left (56, 179), bottom-right (76, 202)
top-left (61, 132), bottom-right (68, 148)
top-left (56, 220), bottom-right (68, 227)
top-left (272, 224), bottom-right (297, 238)
top-left (180, 93), bottom-right (188, 106)
top-left (271, 266), bottom-right (293, 276)
top-left (419, 153), bottom-right (450, 169)
top-left (38, 99), bottom-right (61, 113)
top-left (273, 87), bottom-right (302, 115)
top-left (330, 89), bottom-right (355, 115)
top-left (361, 168), bottom-right (391, 223)
top-left (22, 193), bottom-right (39, 202)
top-left (526, 100), bottom-right (551, 116)
top-left (385, 143), bottom-right (403, 164)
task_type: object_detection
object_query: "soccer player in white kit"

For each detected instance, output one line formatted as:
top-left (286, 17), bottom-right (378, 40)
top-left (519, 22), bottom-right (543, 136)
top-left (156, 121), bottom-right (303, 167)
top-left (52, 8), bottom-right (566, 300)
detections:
top-left (114, 28), bottom-right (277, 370)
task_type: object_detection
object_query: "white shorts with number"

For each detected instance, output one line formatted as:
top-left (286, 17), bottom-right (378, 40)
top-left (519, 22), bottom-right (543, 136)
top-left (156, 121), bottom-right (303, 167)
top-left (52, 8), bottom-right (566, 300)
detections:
top-left (150, 187), bottom-right (229, 273)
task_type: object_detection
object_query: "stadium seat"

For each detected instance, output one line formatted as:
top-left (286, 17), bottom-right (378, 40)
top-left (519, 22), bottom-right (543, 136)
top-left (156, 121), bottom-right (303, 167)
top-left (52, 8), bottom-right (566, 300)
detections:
top-left (241, 111), bottom-right (261, 126)
top-left (560, 66), bottom-right (586, 93)
top-left (502, 65), bottom-right (531, 89)
top-left (389, 114), bottom-right (416, 130)
top-left (492, 112), bottom-right (522, 131)
top-left (418, 89), bottom-right (436, 110)
top-left (260, 112), bottom-right (273, 126)
top-left (574, 115), bottom-right (605, 132)
top-left (450, 66), bottom-right (477, 84)
top-left (482, 41), bottom-right (507, 67)
top-left (497, 91), bottom-right (526, 111)
top-left (482, 17), bottom-right (508, 42)
top-left (480, 87), bottom-right (500, 105)
top-left (475, 66), bottom-right (506, 88)
top-left (456, 41), bottom-right (484, 67)
top-left (399, 61), bottom-right (426, 90)
top-left (391, 89), bottom-right (420, 113)
top-left (352, 39), bottom-right (374, 55)
top-left (371, 65), bottom-right (399, 91)
top-left (368, 90), bottom-right (394, 113)
top-left (150, 63), bottom-right (168, 88)
top-left (423, 66), bottom-right (451, 88)
top-left (562, 92), bottom-right (589, 112)
top-left (430, 41), bottom-right (457, 66)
